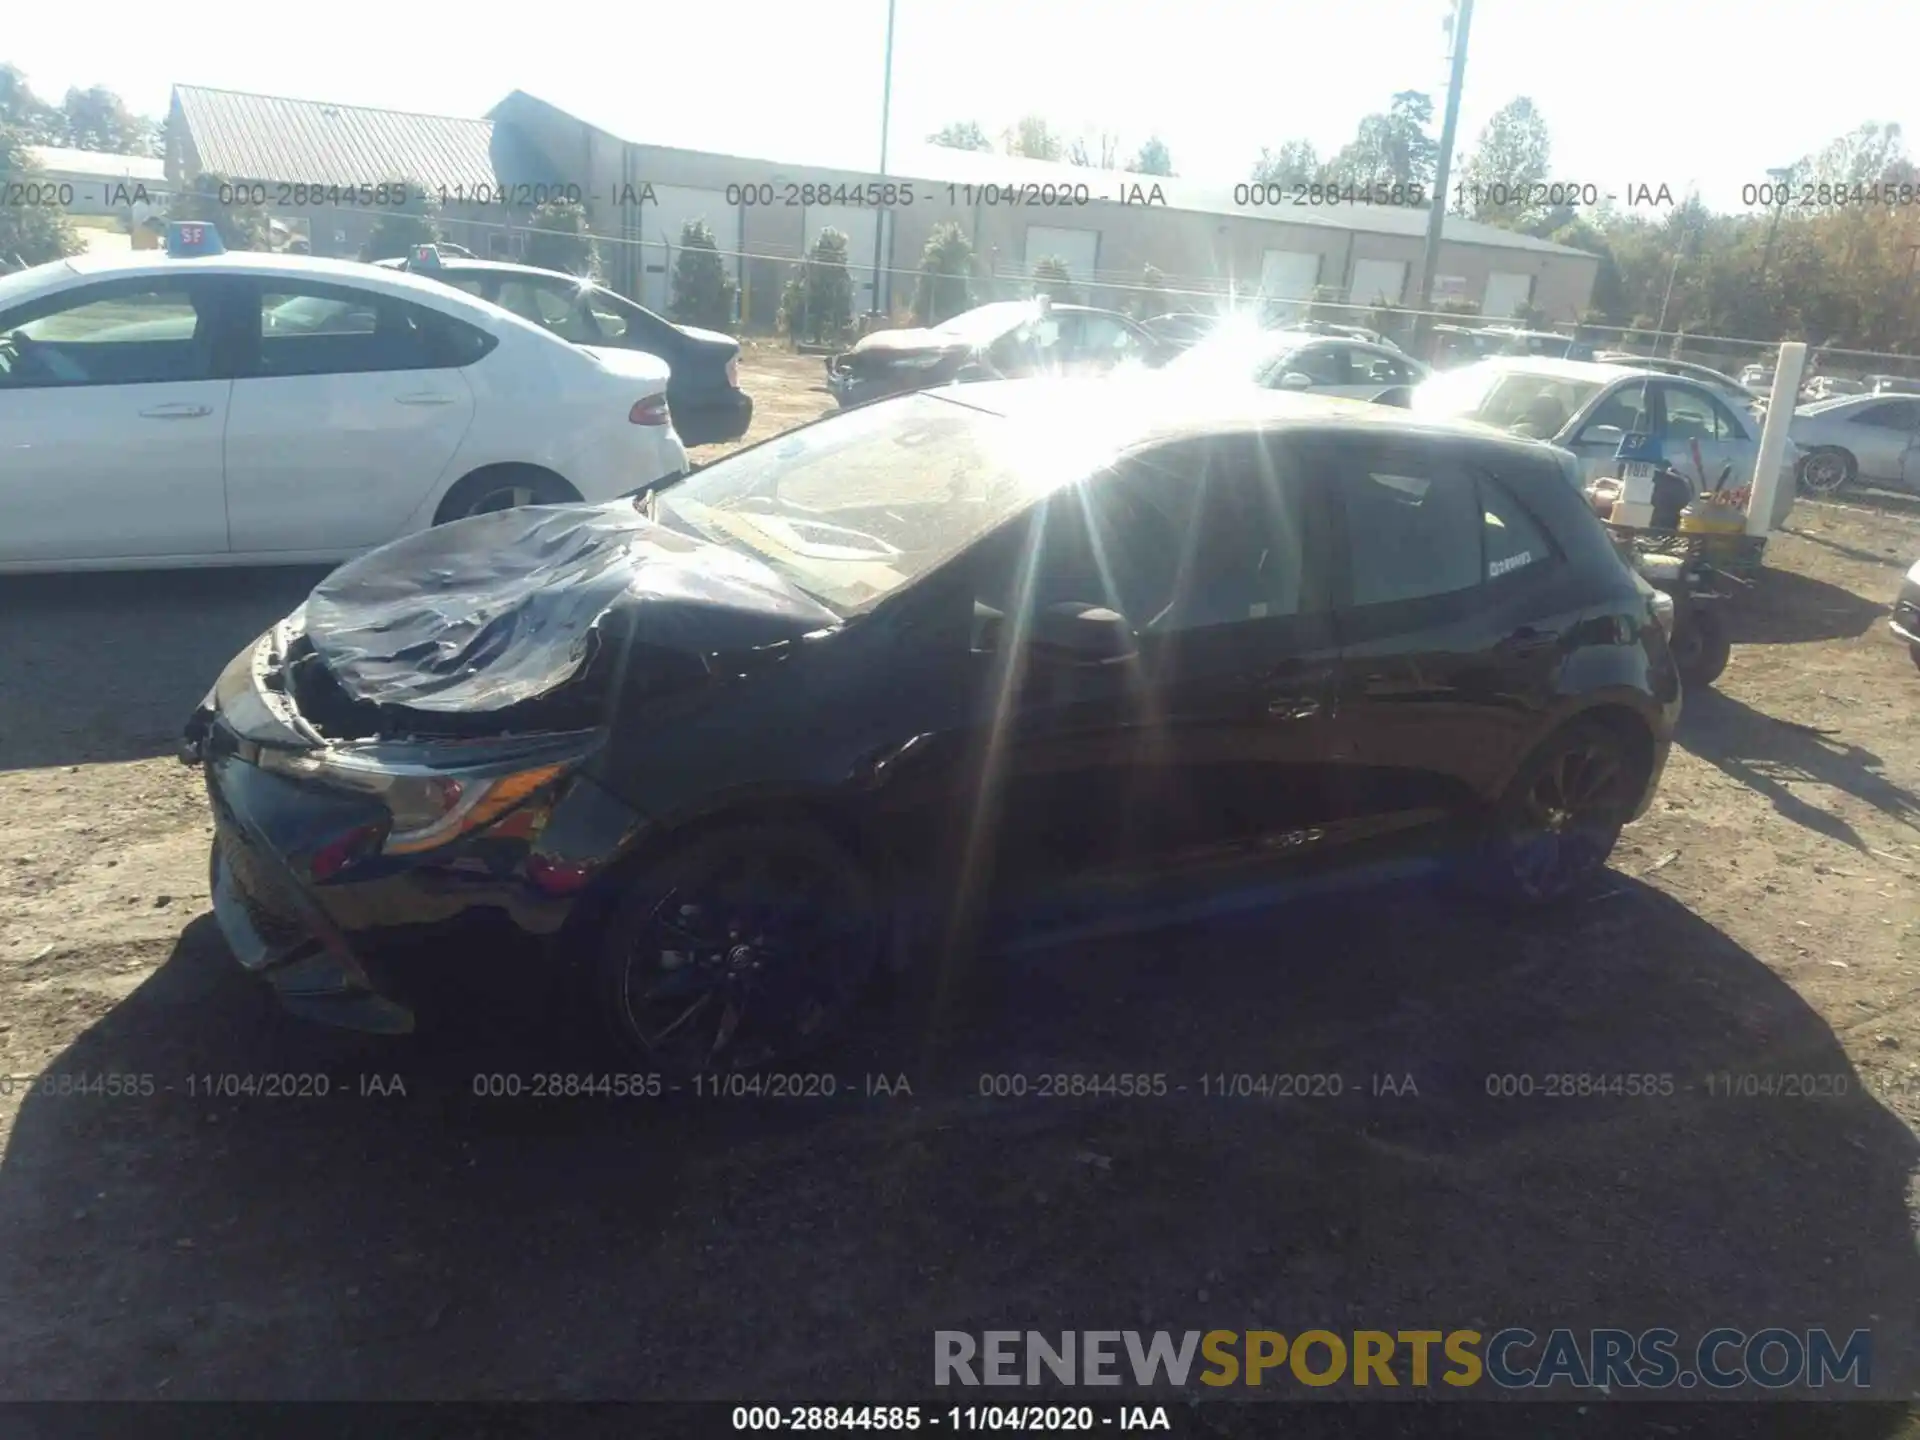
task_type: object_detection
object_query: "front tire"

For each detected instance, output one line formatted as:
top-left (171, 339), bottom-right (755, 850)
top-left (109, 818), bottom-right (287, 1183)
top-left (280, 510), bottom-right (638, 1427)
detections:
top-left (1797, 447), bottom-right (1856, 496)
top-left (1670, 605), bottom-right (1732, 687)
top-left (1908, 641), bottom-right (1920, 673)
top-left (1470, 719), bottom-right (1643, 906)
top-left (591, 822), bottom-right (884, 1076)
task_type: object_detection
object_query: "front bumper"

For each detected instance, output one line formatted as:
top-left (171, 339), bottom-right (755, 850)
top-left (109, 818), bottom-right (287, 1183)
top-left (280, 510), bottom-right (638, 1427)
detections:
top-left (185, 630), bottom-right (649, 1034)
top-left (204, 751), bottom-right (418, 1033)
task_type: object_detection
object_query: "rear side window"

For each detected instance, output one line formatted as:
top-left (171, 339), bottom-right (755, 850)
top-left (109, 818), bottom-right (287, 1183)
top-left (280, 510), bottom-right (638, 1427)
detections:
top-left (1479, 474), bottom-right (1556, 582)
top-left (254, 283), bottom-right (484, 377)
top-left (419, 308), bottom-right (498, 368)
top-left (1339, 463), bottom-right (1482, 606)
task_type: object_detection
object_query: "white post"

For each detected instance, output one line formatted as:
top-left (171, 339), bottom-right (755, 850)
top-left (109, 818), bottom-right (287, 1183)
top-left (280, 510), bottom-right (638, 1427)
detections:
top-left (1747, 340), bottom-right (1808, 537)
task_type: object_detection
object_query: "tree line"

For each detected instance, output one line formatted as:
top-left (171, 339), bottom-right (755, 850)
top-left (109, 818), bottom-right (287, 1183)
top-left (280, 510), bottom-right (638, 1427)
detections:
top-left (931, 98), bottom-right (1920, 356)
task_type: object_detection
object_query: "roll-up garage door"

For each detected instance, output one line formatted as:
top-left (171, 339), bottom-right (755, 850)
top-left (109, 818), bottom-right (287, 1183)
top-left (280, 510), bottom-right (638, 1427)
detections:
top-left (1023, 225), bottom-right (1101, 296)
top-left (1349, 258), bottom-right (1408, 306)
top-left (1482, 271), bottom-right (1535, 318)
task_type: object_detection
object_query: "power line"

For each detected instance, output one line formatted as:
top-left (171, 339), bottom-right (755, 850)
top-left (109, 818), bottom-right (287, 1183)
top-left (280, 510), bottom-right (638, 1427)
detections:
top-left (269, 201), bottom-right (1920, 365)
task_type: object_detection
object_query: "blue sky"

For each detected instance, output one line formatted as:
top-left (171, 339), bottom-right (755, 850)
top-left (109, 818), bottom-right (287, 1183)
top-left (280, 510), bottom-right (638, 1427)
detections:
top-left (7, 0), bottom-right (1911, 215)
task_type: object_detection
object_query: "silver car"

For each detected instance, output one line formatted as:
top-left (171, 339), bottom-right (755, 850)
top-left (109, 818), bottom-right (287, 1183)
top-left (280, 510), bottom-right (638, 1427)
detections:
top-left (1594, 353), bottom-right (1762, 415)
top-left (1788, 393), bottom-right (1920, 495)
top-left (1414, 358), bottom-right (1800, 527)
top-left (1166, 326), bottom-right (1429, 398)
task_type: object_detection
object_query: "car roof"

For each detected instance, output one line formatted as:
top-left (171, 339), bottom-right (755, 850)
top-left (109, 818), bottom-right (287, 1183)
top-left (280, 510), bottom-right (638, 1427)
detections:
top-left (13, 248), bottom-right (519, 315)
top-left (1469, 356), bottom-right (1658, 385)
top-left (384, 256), bottom-right (601, 285)
top-left (939, 376), bottom-right (1550, 459)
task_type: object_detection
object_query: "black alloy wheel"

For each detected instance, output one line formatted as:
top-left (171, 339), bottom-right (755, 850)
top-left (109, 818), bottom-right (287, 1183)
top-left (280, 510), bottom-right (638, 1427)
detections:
top-left (1477, 721), bottom-right (1639, 905)
top-left (595, 823), bottom-right (883, 1075)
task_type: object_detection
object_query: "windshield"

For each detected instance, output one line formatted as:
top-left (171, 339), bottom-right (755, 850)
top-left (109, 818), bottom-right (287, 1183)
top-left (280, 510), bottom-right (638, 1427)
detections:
top-left (929, 302), bottom-right (1037, 344)
top-left (1413, 363), bottom-right (1604, 436)
top-left (653, 391), bottom-right (1091, 613)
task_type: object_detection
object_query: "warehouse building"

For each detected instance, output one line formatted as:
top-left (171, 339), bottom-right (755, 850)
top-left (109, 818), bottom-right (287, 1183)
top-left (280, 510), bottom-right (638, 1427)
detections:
top-left (164, 84), bottom-right (1600, 325)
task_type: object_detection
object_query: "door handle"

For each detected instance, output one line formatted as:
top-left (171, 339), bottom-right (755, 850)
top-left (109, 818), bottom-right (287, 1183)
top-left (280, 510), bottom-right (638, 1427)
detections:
top-left (138, 403), bottom-right (212, 419)
top-left (395, 392), bottom-right (455, 406)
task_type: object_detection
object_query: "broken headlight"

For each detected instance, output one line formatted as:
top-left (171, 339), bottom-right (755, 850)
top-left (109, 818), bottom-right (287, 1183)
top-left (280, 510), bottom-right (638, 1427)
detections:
top-left (257, 751), bottom-right (571, 855)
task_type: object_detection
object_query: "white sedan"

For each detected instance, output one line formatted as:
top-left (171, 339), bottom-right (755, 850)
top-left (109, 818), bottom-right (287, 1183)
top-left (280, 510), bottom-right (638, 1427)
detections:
top-left (0, 228), bottom-right (688, 572)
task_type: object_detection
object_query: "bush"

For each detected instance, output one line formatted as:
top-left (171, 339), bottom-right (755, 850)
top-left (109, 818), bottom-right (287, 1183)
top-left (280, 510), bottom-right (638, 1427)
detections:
top-left (912, 222), bottom-right (974, 326)
top-left (0, 126), bottom-right (83, 266)
top-left (359, 178), bottom-right (441, 261)
top-left (524, 198), bottom-right (597, 277)
top-left (1032, 255), bottom-right (1076, 304)
top-left (165, 170), bottom-right (272, 252)
top-left (1135, 264), bottom-right (1174, 320)
top-left (670, 219), bottom-right (738, 332)
top-left (779, 228), bottom-right (854, 344)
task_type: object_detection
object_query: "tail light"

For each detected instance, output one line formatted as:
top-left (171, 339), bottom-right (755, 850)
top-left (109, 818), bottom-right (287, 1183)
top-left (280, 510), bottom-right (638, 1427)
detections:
top-left (629, 394), bottom-right (670, 426)
top-left (725, 356), bottom-right (740, 389)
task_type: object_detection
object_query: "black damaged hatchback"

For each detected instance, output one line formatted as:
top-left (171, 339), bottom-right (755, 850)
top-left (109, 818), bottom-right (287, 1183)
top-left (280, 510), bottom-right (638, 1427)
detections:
top-left (182, 379), bottom-right (1682, 1075)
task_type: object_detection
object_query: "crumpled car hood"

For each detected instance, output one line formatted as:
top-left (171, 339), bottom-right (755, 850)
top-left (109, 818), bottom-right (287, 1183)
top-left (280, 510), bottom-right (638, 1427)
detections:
top-left (304, 502), bottom-right (839, 713)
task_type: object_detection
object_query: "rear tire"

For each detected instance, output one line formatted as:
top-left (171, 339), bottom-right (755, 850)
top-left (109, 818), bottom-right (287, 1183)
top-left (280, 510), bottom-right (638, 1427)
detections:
top-left (590, 822), bottom-right (885, 1077)
top-left (432, 465), bottom-right (578, 524)
top-left (1797, 448), bottom-right (1855, 496)
top-left (1468, 718), bottom-right (1643, 907)
top-left (1670, 606), bottom-right (1732, 687)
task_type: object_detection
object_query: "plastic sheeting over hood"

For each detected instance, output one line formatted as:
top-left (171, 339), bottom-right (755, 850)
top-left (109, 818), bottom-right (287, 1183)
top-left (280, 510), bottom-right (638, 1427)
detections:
top-left (304, 502), bottom-right (840, 713)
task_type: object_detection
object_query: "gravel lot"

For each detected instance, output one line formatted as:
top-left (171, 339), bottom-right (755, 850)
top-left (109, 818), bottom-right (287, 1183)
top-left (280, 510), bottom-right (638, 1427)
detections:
top-left (3, 350), bottom-right (1920, 1430)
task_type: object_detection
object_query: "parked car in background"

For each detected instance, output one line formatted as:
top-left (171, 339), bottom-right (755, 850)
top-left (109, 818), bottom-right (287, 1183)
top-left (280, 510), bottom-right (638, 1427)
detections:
top-left (1288, 320), bottom-right (1409, 354)
top-left (1413, 358), bottom-right (1801, 527)
top-left (376, 249), bottom-right (752, 446)
top-left (1166, 323), bottom-right (1429, 398)
top-left (1594, 353), bottom-right (1762, 414)
top-left (0, 226), bottom-right (686, 573)
top-left (1788, 393), bottom-right (1920, 494)
top-left (825, 300), bottom-right (1164, 408)
top-left (1140, 311), bottom-right (1224, 352)
top-left (1801, 375), bottom-right (1866, 403)
top-left (1427, 324), bottom-right (1499, 369)
top-left (1738, 364), bottom-right (1774, 392)
top-left (1865, 374), bottom-right (1920, 396)
top-left (182, 379), bottom-right (1679, 1070)
top-left (1478, 327), bottom-right (1598, 362)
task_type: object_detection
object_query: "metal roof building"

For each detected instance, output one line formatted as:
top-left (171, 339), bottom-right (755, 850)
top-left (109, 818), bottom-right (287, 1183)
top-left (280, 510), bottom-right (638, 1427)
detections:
top-left (168, 85), bottom-right (504, 194)
top-left (163, 83), bottom-right (1603, 325)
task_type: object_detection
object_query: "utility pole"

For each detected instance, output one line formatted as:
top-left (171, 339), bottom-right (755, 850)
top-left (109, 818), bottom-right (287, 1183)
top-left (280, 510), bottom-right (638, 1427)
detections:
top-left (1412, 0), bottom-right (1473, 338)
top-left (870, 0), bottom-right (898, 320)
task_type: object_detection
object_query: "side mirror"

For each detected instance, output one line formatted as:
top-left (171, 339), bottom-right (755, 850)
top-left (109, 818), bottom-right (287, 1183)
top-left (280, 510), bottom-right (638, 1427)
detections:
top-left (978, 600), bottom-right (1136, 662)
top-left (1278, 371), bottom-right (1314, 391)
top-left (1030, 602), bottom-right (1136, 661)
top-left (1580, 423), bottom-right (1626, 448)
top-left (1370, 386), bottom-right (1413, 408)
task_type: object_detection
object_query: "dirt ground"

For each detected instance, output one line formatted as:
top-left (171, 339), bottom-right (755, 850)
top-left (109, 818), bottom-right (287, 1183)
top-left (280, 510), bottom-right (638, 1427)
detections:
top-left (5, 350), bottom-right (1920, 1426)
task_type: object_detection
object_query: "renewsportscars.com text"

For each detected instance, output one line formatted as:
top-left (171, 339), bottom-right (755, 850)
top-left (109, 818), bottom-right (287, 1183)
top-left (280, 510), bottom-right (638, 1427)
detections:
top-left (934, 1329), bottom-right (1872, 1391)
